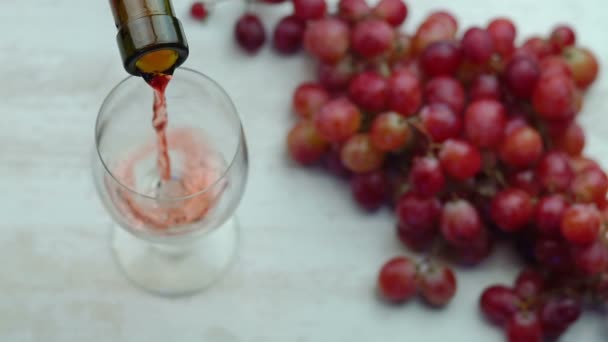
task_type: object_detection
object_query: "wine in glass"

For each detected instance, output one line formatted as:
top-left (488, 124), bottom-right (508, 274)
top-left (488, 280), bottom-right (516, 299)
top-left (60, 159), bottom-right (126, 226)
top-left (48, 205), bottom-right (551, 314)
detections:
top-left (92, 68), bottom-right (248, 296)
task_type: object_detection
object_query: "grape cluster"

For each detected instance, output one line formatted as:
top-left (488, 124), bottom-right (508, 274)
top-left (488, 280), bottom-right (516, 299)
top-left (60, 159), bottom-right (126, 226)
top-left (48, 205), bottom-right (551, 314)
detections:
top-left (285, 0), bottom-right (603, 338)
top-left (193, 0), bottom-right (605, 340)
top-left (480, 269), bottom-right (589, 341)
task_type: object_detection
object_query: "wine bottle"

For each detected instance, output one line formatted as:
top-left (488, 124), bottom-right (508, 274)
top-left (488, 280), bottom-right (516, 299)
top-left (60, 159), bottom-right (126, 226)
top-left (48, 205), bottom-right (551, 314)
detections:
top-left (109, 0), bottom-right (189, 78)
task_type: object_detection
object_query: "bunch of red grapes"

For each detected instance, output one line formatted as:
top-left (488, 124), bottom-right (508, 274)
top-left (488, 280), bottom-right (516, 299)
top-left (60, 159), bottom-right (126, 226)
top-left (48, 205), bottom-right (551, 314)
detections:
top-left (194, 0), bottom-right (605, 340)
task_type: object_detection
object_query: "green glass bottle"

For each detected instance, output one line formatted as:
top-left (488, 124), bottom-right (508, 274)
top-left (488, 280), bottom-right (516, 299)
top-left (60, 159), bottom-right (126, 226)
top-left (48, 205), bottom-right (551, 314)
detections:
top-left (109, 0), bottom-right (189, 78)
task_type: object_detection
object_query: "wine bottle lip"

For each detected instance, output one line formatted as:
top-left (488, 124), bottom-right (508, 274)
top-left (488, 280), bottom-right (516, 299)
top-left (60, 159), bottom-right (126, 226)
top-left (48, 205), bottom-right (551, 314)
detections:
top-left (116, 15), bottom-right (189, 76)
top-left (130, 44), bottom-right (189, 76)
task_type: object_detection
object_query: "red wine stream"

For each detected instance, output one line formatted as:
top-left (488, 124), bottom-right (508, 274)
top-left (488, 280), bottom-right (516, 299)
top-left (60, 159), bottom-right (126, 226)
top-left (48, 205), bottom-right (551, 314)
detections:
top-left (148, 75), bottom-right (173, 182)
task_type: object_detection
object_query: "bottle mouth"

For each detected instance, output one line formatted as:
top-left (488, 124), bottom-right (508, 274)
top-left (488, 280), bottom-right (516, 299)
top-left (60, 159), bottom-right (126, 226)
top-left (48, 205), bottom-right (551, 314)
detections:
top-left (136, 49), bottom-right (180, 75)
top-left (116, 14), bottom-right (189, 76)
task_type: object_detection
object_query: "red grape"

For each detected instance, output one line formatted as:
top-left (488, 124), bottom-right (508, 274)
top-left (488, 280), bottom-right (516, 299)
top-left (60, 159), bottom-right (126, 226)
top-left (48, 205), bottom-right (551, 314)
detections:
top-left (314, 98), bottom-right (361, 142)
top-left (454, 229), bottom-right (494, 265)
top-left (550, 25), bottom-right (576, 52)
top-left (293, 0), bottom-right (327, 20)
top-left (351, 19), bottom-right (395, 59)
top-left (554, 121), bottom-right (584, 156)
top-left (480, 285), bottom-right (520, 326)
top-left (413, 14), bottom-right (457, 53)
top-left (387, 69), bottom-right (422, 116)
top-left (540, 55), bottom-right (573, 79)
top-left (563, 47), bottom-right (600, 89)
top-left (572, 240), bottom-right (608, 276)
top-left (273, 15), bottom-right (306, 55)
top-left (507, 311), bottom-right (543, 342)
top-left (504, 56), bottom-right (540, 99)
top-left (504, 116), bottom-right (529, 136)
top-left (546, 117), bottom-right (575, 137)
top-left (234, 13), bottom-right (266, 54)
top-left (561, 203), bottom-right (601, 246)
top-left (341, 134), bottom-right (385, 173)
top-left (373, 0), bottom-right (408, 27)
top-left (351, 171), bottom-right (388, 211)
top-left (408, 156), bottom-right (445, 197)
top-left (418, 265), bottom-right (457, 307)
top-left (348, 71), bottom-right (387, 112)
top-left (469, 73), bottom-right (501, 101)
top-left (317, 57), bottom-right (355, 91)
top-left (396, 192), bottom-right (441, 232)
top-left (487, 18), bottom-right (516, 56)
top-left (397, 222), bottom-right (437, 252)
top-left (535, 194), bottom-right (568, 237)
top-left (464, 99), bottom-right (507, 148)
top-left (491, 188), bottom-right (534, 232)
top-left (533, 74), bottom-right (578, 121)
top-left (499, 126), bottom-right (543, 169)
top-left (536, 151), bottom-right (574, 193)
top-left (389, 33), bottom-right (413, 62)
top-left (534, 238), bottom-right (573, 272)
top-left (370, 111), bottom-right (412, 151)
top-left (419, 104), bottom-right (461, 142)
top-left (287, 120), bottom-right (329, 165)
top-left (394, 59), bottom-right (425, 79)
top-left (424, 76), bottom-right (466, 114)
top-left (570, 167), bottom-right (608, 205)
top-left (570, 155), bottom-right (601, 174)
top-left (455, 59), bottom-right (488, 85)
top-left (439, 139), bottom-right (482, 181)
top-left (540, 295), bottom-right (582, 338)
top-left (522, 37), bottom-right (553, 61)
top-left (507, 169), bottom-right (540, 196)
top-left (304, 18), bottom-right (350, 63)
top-left (337, 0), bottom-right (370, 23)
top-left (427, 11), bottom-right (458, 33)
top-left (514, 269), bottom-right (544, 301)
top-left (461, 27), bottom-right (494, 65)
top-left (324, 149), bottom-right (352, 179)
top-left (190, 2), bottom-right (208, 21)
top-left (293, 82), bottom-right (330, 118)
top-left (420, 41), bottom-right (463, 77)
top-left (440, 199), bottom-right (484, 247)
top-left (377, 257), bottom-right (418, 302)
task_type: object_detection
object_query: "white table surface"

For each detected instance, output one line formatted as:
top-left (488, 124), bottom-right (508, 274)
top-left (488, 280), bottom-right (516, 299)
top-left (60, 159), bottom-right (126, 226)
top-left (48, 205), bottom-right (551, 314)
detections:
top-left (1, 0), bottom-right (608, 341)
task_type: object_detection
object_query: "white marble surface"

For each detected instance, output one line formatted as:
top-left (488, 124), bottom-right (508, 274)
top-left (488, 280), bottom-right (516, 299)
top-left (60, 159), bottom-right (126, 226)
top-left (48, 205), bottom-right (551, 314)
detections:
top-left (1, 0), bottom-right (608, 341)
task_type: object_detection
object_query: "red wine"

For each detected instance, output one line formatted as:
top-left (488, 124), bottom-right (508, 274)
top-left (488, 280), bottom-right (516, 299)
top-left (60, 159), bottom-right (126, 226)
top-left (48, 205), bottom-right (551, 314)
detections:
top-left (108, 73), bottom-right (229, 229)
top-left (148, 74), bottom-right (173, 181)
top-left (111, 127), bottom-right (226, 229)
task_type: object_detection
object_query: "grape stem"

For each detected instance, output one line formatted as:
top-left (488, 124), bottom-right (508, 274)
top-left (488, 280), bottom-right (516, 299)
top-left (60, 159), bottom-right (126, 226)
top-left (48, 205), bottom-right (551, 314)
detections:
top-left (406, 116), bottom-right (443, 155)
top-left (483, 167), bottom-right (506, 188)
top-left (377, 61), bottom-right (391, 78)
top-left (416, 239), bottom-right (444, 274)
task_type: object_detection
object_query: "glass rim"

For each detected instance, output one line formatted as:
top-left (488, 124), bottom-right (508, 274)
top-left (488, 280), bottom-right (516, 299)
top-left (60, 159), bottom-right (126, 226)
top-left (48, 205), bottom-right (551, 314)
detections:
top-left (95, 67), bottom-right (244, 202)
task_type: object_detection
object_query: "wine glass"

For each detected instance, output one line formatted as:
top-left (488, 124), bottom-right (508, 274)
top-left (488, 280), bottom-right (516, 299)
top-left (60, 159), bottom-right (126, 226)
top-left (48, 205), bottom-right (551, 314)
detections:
top-left (92, 67), bottom-right (248, 296)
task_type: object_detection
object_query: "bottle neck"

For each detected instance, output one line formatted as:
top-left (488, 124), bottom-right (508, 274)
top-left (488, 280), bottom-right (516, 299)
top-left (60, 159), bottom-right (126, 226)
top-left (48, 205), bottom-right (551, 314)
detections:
top-left (110, 0), bottom-right (175, 28)
top-left (109, 0), bottom-right (188, 77)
